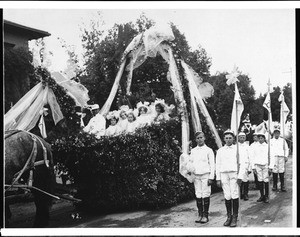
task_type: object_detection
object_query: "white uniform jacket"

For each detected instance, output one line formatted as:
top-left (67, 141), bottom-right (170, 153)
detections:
top-left (190, 144), bottom-right (215, 180)
top-left (251, 142), bottom-right (274, 169)
top-left (216, 144), bottom-right (244, 180)
top-left (238, 142), bottom-right (251, 172)
top-left (270, 137), bottom-right (289, 158)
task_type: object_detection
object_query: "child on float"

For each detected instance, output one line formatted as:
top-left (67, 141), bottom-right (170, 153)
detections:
top-left (152, 99), bottom-right (170, 124)
top-left (126, 109), bottom-right (138, 133)
top-left (136, 101), bottom-right (152, 127)
top-left (105, 111), bottom-right (121, 136)
top-left (117, 105), bottom-right (129, 133)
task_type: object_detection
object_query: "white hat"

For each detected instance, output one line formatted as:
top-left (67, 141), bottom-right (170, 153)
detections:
top-left (90, 104), bottom-right (99, 110)
top-left (273, 125), bottom-right (281, 132)
top-left (224, 129), bottom-right (235, 136)
top-left (238, 132), bottom-right (246, 136)
top-left (106, 110), bottom-right (119, 120)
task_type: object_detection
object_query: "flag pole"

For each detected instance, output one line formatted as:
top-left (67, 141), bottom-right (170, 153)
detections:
top-left (267, 79), bottom-right (271, 198)
top-left (235, 82), bottom-right (241, 226)
top-left (280, 91), bottom-right (287, 186)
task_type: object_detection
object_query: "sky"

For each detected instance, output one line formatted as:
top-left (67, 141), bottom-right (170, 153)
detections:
top-left (3, 4), bottom-right (296, 97)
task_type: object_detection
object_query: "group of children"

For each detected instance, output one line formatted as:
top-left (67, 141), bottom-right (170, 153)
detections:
top-left (189, 126), bottom-right (289, 227)
top-left (83, 99), bottom-right (173, 138)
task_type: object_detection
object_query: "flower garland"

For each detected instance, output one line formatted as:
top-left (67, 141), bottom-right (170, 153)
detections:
top-left (34, 66), bottom-right (79, 133)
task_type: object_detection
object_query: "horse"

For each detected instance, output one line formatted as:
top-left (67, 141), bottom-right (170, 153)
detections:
top-left (5, 130), bottom-right (56, 227)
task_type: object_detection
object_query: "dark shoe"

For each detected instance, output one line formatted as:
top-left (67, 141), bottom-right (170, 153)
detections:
top-left (244, 193), bottom-right (249, 201)
top-left (223, 199), bottom-right (232, 226)
top-left (195, 215), bottom-right (203, 223)
top-left (201, 214), bottom-right (208, 223)
top-left (257, 196), bottom-right (265, 202)
top-left (264, 196), bottom-right (269, 203)
top-left (195, 198), bottom-right (203, 223)
top-left (272, 186), bottom-right (278, 191)
top-left (224, 215), bottom-right (232, 226)
top-left (230, 215), bottom-right (238, 227)
top-left (201, 197), bottom-right (210, 223)
top-left (281, 187), bottom-right (287, 192)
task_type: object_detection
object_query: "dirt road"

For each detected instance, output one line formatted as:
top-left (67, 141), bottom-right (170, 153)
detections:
top-left (7, 156), bottom-right (293, 228)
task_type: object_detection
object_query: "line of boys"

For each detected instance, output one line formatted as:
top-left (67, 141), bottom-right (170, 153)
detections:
top-left (189, 127), bottom-right (289, 227)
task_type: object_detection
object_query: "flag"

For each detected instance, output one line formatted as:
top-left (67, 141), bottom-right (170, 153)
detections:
top-left (231, 83), bottom-right (244, 135)
top-left (38, 114), bottom-right (47, 138)
top-left (263, 92), bottom-right (273, 133)
top-left (278, 92), bottom-right (290, 129)
top-left (263, 92), bottom-right (271, 113)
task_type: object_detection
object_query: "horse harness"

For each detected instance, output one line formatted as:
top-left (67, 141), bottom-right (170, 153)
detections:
top-left (5, 130), bottom-right (51, 192)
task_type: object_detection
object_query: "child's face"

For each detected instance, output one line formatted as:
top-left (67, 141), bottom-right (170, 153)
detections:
top-left (196, 133), bottom-right (205, 146)
top-left (258, 136), bottom-right (265, 144)
top-left (111, 118), bottom-right (117, 126)
top-left (120, 111), bottom-right (127, 120)
top-left (253, 135), bottom-right (258, 142)
top-left (155, 106), bottom-right (161, 113)
top-left (140, 108), bottom-right (146, 114)
top-left (128, 114), bottom-right (134, 122)
top-left (224, 134), bottom-right (234, 146)
top-left (238, 135), bottom-right (246, 143)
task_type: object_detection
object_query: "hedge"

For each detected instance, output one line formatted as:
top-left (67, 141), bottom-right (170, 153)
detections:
top-left (52, 118), bottom-right (197, 213)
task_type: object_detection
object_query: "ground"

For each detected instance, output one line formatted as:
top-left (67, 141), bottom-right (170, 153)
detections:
top-left (6, 156), bottom-right (293, 228)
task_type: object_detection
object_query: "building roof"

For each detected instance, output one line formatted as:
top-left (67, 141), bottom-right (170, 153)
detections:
top-left (4, 19), bottom-right (51, 40)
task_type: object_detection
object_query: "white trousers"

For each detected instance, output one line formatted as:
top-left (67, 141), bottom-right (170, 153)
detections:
top-left (255, 164), bottom-right (269, 182)
top-left (273, 156), bottom-right (285, 173)
top-left (241, 171), bottom-right (250, 182)
top-left (194, 173), bottom-right (211, 198)
top-left (220, 171), bottom-right (239, 200)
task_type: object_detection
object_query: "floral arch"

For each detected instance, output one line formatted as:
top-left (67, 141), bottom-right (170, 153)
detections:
top-left (98, 25), bottom-right (223, 180)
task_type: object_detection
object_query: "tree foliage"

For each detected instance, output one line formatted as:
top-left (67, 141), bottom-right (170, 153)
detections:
top-left (4, 46), bottom-right (35, 112)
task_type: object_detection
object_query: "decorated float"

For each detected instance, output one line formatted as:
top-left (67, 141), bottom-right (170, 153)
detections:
top-left (5, 25), bottom-right (224, 213)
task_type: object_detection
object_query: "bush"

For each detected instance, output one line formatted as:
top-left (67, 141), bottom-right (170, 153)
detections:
top-left (52, 118), bottom-right (197, 213)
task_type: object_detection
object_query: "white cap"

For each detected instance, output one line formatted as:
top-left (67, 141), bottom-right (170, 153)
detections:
top-left (238, 132), bottom-right (246, 136)
top-left (224, 129), bottom-right (235, 136)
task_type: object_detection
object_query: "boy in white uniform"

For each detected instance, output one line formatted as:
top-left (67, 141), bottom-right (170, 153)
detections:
top-left (238, 132), bottom-right (251, 201)
top-left (270, 126), bottom-right (289, 192)
top-left (190, 131), bottom-right (215, 224)
top-left (216, 130), bottom-right (244, 227)
top-left (249, 132), bottom-right (259, 189)
top-left (251, 132), bottom-right (273, 203)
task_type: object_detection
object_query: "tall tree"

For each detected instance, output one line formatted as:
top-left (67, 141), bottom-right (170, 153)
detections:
top-left (206, 71), bottom-right (257, 129)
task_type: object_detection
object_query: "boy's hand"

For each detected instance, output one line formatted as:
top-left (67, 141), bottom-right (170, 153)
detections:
top-left (208, 179), bottom-right (213, 186)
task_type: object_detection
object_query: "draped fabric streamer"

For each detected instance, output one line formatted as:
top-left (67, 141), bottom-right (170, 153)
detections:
top-left (99, 59), bottom-right (127, 115)
top-left (168, 47), bottom-right (190, 155)
top-left (47, 88), bottom-right (64, 125)
top-left (38, 114), bottom-right (47, 138)
top-left (181, 60), bottom-right (223, 149)
top-left (51, 72), bottom-right (90, 107)
top-left (5, 82), bottom-right (64, 132)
